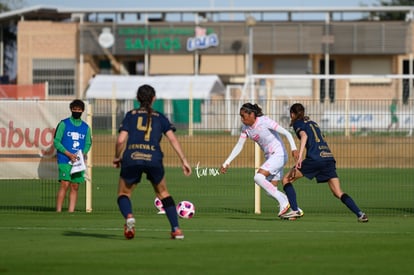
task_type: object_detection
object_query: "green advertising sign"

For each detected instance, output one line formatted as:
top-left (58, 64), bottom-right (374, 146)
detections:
top-left (124, 37), bottom-right (181, 51)
top-left (118, 26), bottom-right (218, 52)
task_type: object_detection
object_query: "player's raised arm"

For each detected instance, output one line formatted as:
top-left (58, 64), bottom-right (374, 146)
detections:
top-left (220, 136), bottom-right (246, 173)
top-left (113, 130), bottom-right (127, 168)
top-left (275, 125), bottom-right (298, 157)
top-left (165, 130), bottom-right (191, 176)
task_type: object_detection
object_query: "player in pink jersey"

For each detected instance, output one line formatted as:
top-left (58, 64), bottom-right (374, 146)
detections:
top-left (220, 103), bottom-right (299, 217)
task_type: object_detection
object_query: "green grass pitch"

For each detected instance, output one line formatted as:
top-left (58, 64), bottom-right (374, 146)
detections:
top-left (0, 213), bottom-right (413, 274)
top-left (0, 167), bottom-right (413, 274)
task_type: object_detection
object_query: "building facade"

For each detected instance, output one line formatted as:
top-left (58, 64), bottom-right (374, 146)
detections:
top-left (2, 6), bottom-right (414, 102)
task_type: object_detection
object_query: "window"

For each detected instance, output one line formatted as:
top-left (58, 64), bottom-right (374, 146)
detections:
top-left (350, 58), bottom-right (392, 84)
top-left (33, 59), bottom-right (76, 96)
top-left (319, 59), bottom-right (335, 103)
top-left (273, 58), bottom-right (312, 97)
top-left (402, 60), bottom-right (414, 104)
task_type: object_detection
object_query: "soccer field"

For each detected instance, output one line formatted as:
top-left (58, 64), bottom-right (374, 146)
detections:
top-left (0, 166), bottom-right (413, 274)
top-left (1, 167), bottom-right (413, 216)
top-left (0, 212), bottom-right (413, 275)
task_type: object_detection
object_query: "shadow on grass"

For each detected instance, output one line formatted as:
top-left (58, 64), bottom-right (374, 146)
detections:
top-left (63, 231), bottom-right (121, 239)
top-left (63, 231), bottom-right (169, 240)
top-left (0, 205), bottom-right (55, 211)
top-left (364, 207), bottom-right (414, 215)
top-left (220, 208), bottom-right (251, 214)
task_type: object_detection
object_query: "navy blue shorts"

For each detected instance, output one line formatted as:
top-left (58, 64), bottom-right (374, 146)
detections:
top-left (298, 159), bottom-right (338, 183)
top-left (120, 164), bottom-right (165, 186)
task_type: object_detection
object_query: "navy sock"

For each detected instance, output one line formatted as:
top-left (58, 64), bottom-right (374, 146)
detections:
top-left (117, 195), bottom-right (132, 219)
top-left (340, 193), bottom-right (362, 217)
top-left (283, 183), bottom-right (298, 211)
top-left (161, 196), bottom-right (179, 232)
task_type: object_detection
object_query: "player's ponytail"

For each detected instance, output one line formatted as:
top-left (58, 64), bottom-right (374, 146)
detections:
top-left (137, 84), bottom-right (156, 134)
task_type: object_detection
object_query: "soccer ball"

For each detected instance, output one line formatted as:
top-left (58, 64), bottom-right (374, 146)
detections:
top-left (176, 200), bottom-right (195, 219)
top-left (154, 197), bottom-right (165, 214)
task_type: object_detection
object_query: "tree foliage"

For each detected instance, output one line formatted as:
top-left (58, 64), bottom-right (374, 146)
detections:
top-left (377, 0), bottom-right (414, 20)
top-left (0, 0), bottom-right (25, 12)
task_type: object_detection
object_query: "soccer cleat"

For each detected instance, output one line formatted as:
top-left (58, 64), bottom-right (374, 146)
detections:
top-left (280, 208), bottom-right (304, 220)
top-left (278, 203), bottom-right (291, 217)
top-left (170, 229), bottom-right (184, 240)
top-left (358, 213), bottom-right (369, 223)
top-left (124, 216), bottom-right (135, 240)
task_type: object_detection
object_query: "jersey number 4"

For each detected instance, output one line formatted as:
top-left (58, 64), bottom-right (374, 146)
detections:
top-left (137, 117), bottom-right (152, 141)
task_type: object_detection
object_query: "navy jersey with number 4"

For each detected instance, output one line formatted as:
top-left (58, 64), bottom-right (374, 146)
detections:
top-left (292, 119), bottom-right (334, 161)
top-left (119, 109), bottom-right (175, 167)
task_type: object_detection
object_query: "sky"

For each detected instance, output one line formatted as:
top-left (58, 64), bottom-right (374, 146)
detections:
top-left (22, 0), bottom-right (380, 9)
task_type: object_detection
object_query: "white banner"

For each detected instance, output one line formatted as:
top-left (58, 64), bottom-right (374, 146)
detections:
top-left (321, 110), bottom-right (414, 130)
top-left (0, 101), bottom-right (87, 179)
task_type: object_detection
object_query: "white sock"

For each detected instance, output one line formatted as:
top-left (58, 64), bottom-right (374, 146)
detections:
top-left (254, 173), bottom-right (288, 207)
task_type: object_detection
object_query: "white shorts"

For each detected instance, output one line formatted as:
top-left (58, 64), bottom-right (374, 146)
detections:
top-left (260, 153), bottom-right (287, 182)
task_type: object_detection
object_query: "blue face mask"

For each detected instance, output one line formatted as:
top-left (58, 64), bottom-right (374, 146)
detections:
top-left (71, 111), bottom-right (82, 119)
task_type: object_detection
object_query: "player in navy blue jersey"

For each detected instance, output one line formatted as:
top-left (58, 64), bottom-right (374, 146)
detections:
top-left (280, 103), bottom-right (368, 222)
top-left (113, 84), bottom-right (192, 240)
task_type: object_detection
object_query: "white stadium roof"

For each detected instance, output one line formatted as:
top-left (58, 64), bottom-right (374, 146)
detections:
top-left (85, 75), bottom-right (225, 100)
